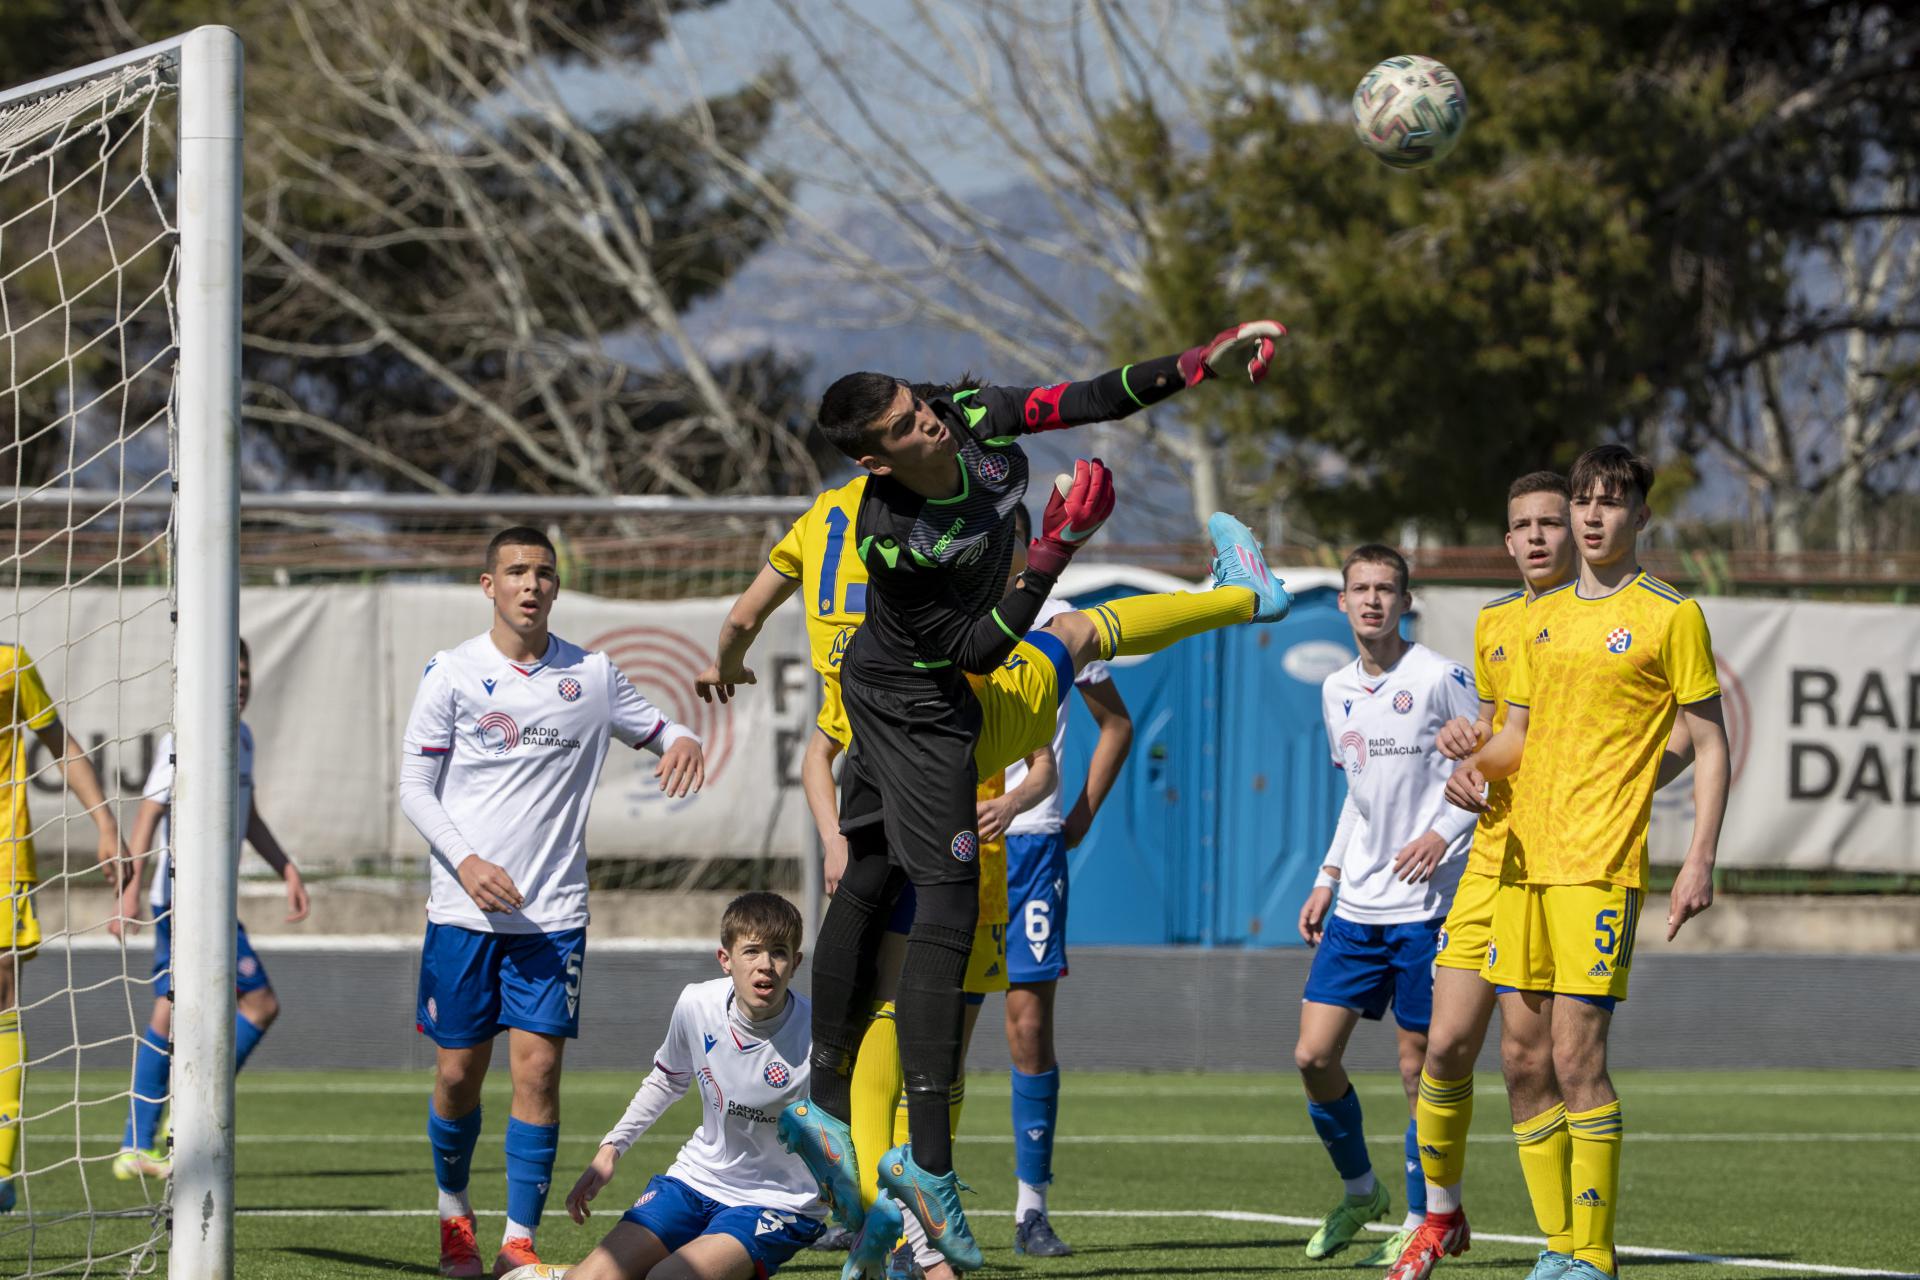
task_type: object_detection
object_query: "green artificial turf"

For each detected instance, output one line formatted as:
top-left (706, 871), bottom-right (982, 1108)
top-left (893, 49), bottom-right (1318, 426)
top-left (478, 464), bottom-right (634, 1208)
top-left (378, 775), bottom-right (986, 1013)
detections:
top-left (3, 1069), bottom-right (1913, 1278)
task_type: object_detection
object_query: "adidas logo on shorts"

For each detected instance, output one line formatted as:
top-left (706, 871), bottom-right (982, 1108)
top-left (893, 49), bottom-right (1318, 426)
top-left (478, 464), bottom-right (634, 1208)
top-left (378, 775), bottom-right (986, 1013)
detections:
top-left (1589, 960), bottom-right (1611, 978)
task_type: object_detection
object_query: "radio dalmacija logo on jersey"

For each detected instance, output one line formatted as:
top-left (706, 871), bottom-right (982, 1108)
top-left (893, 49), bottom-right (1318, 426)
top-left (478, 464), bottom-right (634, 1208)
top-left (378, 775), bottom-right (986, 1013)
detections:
top-left (474, 704), bottom-right (583, 754)
top-left (476, 710), bottom-right (520, 754)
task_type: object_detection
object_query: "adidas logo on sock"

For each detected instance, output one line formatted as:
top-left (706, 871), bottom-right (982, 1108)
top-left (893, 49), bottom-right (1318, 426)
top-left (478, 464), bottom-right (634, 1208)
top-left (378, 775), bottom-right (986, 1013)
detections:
top-left (1588, 960), bottom-right (1611, 977)
top-left (1419, 1144), bottom-right (1444, 1159)
top-left (1575, 1187), bottom-right (1606, 1208)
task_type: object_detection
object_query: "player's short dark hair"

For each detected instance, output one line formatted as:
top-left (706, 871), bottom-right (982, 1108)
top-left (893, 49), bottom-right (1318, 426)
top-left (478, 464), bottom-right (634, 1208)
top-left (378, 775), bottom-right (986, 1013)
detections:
top-left (1342, 543), bottom-right (1410, 595)
top-left (1569, 445), bottom-right (1654, 505)
top-left (817, 372), bottom-right (904, 459)
top-left (1507, 470), bottom-right (1570, 503)
top-left (721, 891), bottom-right (803, 953)
top-left (238, 636), bottom-right (250, 662)
top-left (485, 526), bottom-right (557, 573)
top-left (1011, 503), bottom-right (1031, 542)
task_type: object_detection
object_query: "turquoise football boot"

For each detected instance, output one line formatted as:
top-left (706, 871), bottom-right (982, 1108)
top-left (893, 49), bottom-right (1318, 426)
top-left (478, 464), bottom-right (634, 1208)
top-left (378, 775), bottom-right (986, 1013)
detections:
top-left (1524, 1250), bottom-right (1578, 1280)
top-left (840, 1194), bottom-right (904, 1280)
top-left (874, 1144), bottom-right (982, 1272)
top-left (778, 1099), bottom-right (866, 1233)
top-left (1207, 512), bottom-right (1292, 622)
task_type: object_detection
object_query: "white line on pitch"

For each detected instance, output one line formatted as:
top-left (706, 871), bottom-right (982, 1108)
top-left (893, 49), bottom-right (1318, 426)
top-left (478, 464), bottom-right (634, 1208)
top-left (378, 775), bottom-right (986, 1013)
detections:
top-left (227, 1079), bottom-right (1920, 1098)
top-left (203, 1206), bottom-right (1918, 1278)
top-left (60, 1130), bottom-right (1920, 1147)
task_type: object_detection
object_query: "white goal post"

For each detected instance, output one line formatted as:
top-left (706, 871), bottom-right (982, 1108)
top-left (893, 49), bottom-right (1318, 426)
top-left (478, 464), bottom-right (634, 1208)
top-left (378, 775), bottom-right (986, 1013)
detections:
top-left (0, 25), bottom-right (242, 1279)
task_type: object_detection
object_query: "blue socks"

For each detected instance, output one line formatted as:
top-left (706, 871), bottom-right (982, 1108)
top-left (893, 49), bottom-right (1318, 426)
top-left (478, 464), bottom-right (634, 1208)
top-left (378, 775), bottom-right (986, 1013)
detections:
top-left (1011, 1066), bottom-right (1061, 1186)
top-left (429, 1103), bottom-right (484, 1195)
top-left (503, 1116), bottom-right (559, 1230)
top-left (234, 1014), bottom-right (267, 1071)
top-left (1307, 1085), bottom-right (1373, 1182)
top-left (1404, 1114), bottom-right (1426, 1217)
top-left (124, 1025), bottom-right (170, 1151)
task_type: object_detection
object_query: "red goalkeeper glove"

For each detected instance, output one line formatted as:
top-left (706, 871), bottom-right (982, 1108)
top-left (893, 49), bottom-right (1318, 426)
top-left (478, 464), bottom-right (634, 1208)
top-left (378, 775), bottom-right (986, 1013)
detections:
top-left (1027, 457), bottom-right (1115, 578)
top-left (1177, 319), bottom-right (1287, 387)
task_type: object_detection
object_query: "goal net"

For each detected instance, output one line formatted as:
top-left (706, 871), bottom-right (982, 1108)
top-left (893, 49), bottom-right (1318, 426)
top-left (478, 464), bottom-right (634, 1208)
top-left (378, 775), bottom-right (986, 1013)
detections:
top-left (0, 27), bottom-right (241, 1279)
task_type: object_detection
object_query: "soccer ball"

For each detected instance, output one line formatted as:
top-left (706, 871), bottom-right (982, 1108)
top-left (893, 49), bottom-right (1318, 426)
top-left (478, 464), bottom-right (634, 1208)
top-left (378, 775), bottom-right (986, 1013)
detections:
top-left (498, 1267), bottom-right (570, 1280)
top-left (1351, 55), bottom-right (1467, 170)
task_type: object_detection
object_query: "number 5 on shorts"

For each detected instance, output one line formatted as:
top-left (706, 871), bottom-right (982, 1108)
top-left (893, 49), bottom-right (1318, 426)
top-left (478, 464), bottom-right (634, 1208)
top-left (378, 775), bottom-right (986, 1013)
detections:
top-left (1594, 908), bottom-right (1619, 956)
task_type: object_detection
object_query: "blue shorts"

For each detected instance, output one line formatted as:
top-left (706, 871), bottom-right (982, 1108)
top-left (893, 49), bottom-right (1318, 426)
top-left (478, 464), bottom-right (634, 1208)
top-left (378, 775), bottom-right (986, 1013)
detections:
top-left (1302, 913), bottom-right (1443, 1032)
top-left (416, 922), bottom-right (586, 1048)
top-left (1006, 830), bottom-right (1069, 983)
top-left (621, 1174), bottom-right (825, 1279)
top-left (152, 916), bottom-right (269, 1000)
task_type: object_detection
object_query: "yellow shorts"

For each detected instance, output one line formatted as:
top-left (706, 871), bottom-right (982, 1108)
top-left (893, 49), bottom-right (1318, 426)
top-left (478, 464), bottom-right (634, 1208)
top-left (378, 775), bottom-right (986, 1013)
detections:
top-left (3, 883), bottom-right (41, 955)
top-left (963, 920), bottom-right (1009, 996)
top-left (1434, 868), bottom-right (1498, 973)
top-left (1488, 879), bottom-right (1644, 1004)
top-left (972, 634), bottom-right (1070, 778)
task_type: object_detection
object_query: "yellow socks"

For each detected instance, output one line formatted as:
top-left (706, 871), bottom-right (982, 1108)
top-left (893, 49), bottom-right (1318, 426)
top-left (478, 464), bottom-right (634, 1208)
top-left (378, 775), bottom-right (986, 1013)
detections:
top-left (1081, 587), bottom-right (1255, 661)
top-left (891, 1075), bottom-right (965, 1148)
top-left (0, 1009), bottom-right (20, 1179)
top-left (1416, 1070), bottom-right (1474, 1194)
top-left (850, 1001), bottom-right (902, 1209)
top-left (1513, 1103), bottom-right (1574, 1256)
top-left (1567, 1101), bottom-right (1624, 1271)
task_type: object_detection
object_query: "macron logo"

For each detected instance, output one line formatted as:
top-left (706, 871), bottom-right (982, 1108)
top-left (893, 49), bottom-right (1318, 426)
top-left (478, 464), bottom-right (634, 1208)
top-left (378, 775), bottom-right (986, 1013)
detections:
top-left (482, 677), bottom-right (497, 695)
top-left (703, 1034), bottom-right (718, 1054)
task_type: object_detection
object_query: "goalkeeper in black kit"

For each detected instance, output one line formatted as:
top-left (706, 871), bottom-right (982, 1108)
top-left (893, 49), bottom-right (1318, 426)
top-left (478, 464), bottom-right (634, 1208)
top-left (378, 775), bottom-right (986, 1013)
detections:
top-left (777, 322), bottom-right (1293, 1274)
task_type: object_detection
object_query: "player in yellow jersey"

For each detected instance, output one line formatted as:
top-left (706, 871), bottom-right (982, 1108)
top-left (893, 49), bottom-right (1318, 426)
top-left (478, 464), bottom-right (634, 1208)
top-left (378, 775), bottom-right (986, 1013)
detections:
top-left (1386, 473), bottom-right (1693, 1280)
top-left (1439, 446), bottom-right (1729, 1280)
top-left (0, 644), bottom-right (128, 1211)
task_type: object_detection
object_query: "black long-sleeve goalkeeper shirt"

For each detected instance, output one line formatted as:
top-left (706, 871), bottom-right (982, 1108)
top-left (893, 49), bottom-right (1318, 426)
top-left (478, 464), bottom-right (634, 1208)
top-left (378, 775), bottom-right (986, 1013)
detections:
top-left (842, 353), bottom-right (1186, 686)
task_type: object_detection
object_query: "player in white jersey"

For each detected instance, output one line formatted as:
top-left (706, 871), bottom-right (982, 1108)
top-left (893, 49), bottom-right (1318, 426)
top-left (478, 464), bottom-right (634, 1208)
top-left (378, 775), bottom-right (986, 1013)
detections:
top-left (401, 527), bottom-right (706, 1279)
top-left (112, 638), bottom-right (310, 1180)
top-left (999, 593), bottom-right (1132, 1260)
top-left (558, 892), bottom-right (844, 1280)
top-left (1295, 545), bottom-right (1480, 1266)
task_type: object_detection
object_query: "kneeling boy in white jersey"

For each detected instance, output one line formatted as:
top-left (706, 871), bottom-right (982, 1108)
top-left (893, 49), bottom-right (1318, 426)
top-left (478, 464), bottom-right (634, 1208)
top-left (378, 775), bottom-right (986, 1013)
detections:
top-left (564, 893), bottom-right (894, 1280)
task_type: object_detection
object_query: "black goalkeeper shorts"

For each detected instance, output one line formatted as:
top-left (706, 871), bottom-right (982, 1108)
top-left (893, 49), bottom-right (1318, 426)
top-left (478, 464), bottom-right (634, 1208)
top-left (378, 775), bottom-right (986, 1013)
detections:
top-left (838, 669), bottom-right (983, 889)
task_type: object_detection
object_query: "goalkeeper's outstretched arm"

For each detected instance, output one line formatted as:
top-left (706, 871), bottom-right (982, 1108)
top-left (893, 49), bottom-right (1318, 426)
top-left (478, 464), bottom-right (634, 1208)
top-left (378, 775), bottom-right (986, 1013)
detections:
top-left (974, 320), bottom-right (1285, 437)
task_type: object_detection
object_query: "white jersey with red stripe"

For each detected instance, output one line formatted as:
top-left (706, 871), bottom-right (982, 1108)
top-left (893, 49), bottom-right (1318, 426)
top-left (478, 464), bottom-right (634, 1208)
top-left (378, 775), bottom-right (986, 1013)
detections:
top-left (402, 631), bottom-right (692, 933)
top-left (1320, 641), bottom-right (1480, 925)
top-left (647, 978), bottom-right (824, 1217)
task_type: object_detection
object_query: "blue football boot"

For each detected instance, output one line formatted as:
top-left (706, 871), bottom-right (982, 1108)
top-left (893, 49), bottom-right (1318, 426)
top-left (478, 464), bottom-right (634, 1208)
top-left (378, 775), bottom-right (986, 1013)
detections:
top-left (840, 1194), bottom-right (905, 1280)
top-left (1207, 511), bottom-right (1292, 622)
top-left (1524, 1250), bottom-right (1579, 1280)
top-left (778, 1099), bottom-right (866, 1233)
top-left (875, 1144), bottom-right (982, 1272)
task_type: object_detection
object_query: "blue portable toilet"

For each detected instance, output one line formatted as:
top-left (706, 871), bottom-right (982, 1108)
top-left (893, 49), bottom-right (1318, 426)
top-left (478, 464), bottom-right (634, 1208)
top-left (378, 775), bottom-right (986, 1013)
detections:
top-left (1051, 564), bottom-right (1354, 948)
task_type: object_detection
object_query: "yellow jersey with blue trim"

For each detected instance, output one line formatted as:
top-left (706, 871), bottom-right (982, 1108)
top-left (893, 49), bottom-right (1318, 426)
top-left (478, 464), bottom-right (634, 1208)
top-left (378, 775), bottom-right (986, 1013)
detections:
top-left (1507, 572), bottom-right (1720, 888)
top-left (771, 476), bottom-right (1012, 926)
top-left (768, 477), bottom-right (869, 748)
top-left (0, 645), bottom-right (59, 884)
top-left (1468, 589), bottom-right (1528, 880)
